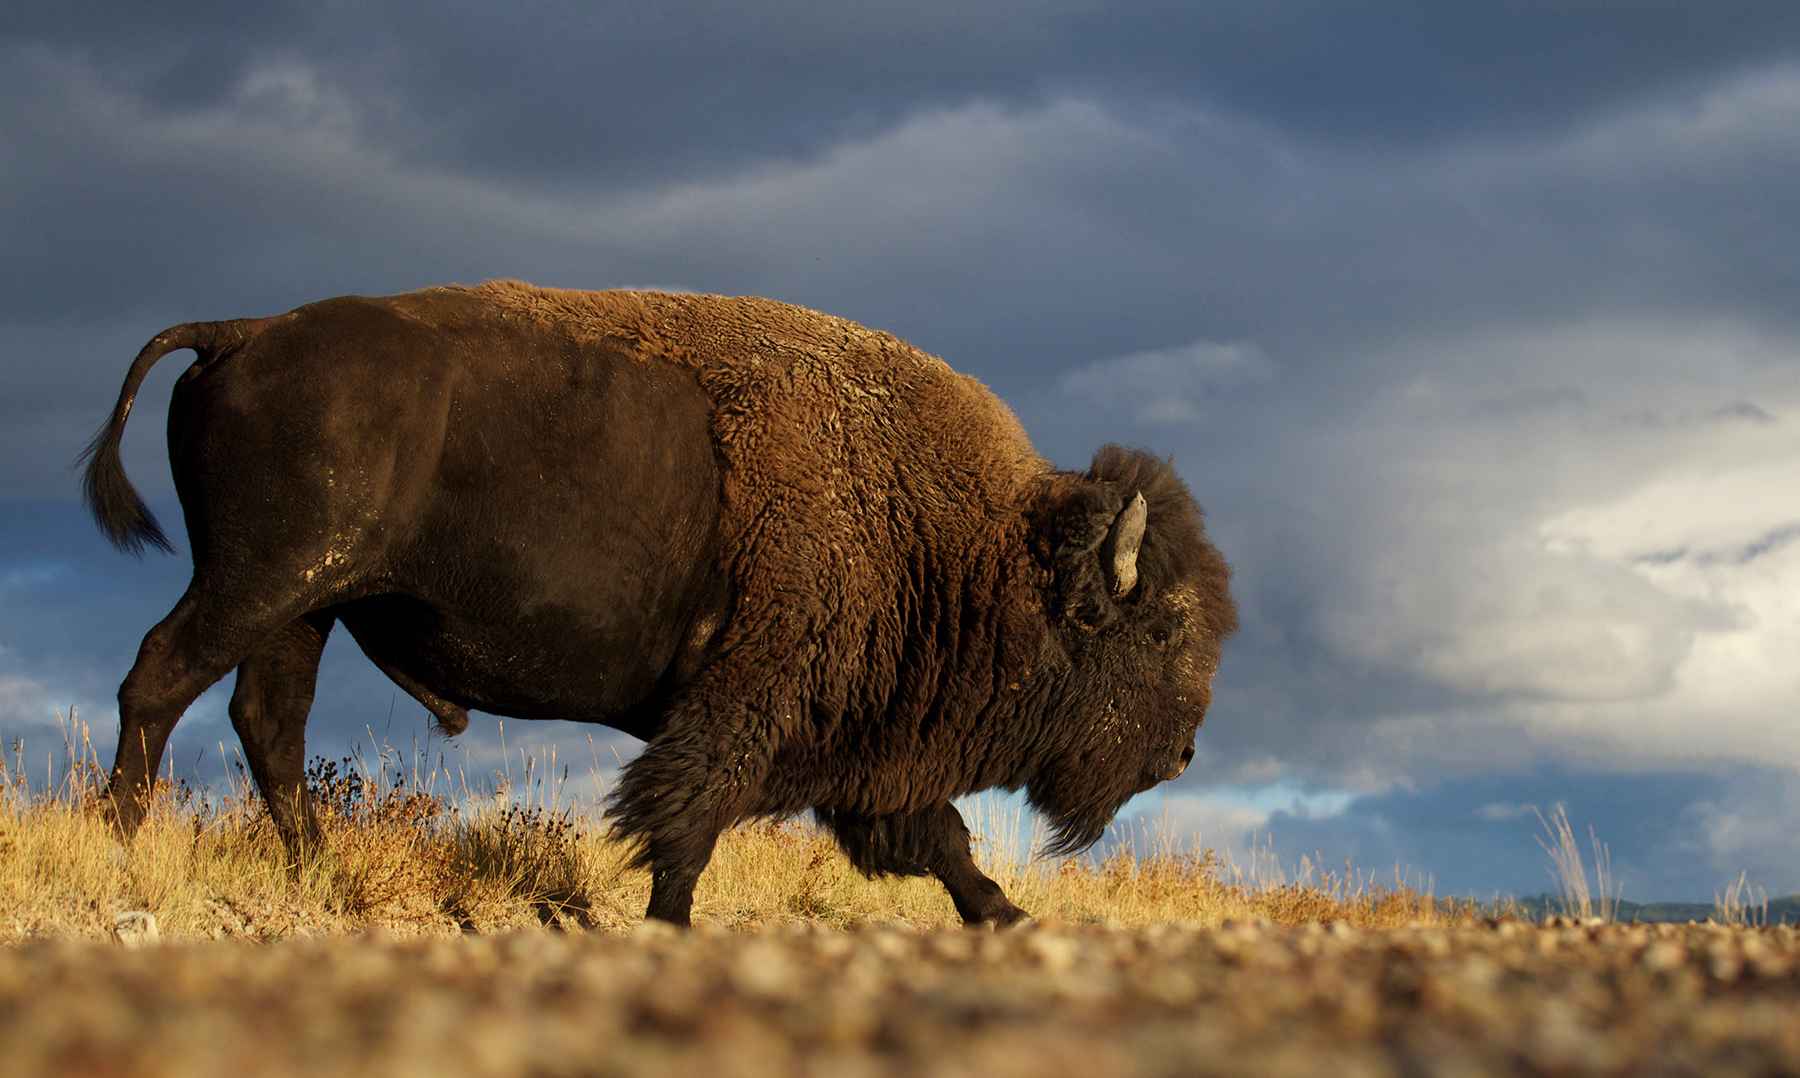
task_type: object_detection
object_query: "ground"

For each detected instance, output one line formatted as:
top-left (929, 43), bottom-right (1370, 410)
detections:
top-left (4, 919), bottom-right (1797, 1077)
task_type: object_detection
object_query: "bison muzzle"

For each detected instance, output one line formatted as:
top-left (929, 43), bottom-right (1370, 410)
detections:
top-left (80, 281), bottom-right (1236, 926)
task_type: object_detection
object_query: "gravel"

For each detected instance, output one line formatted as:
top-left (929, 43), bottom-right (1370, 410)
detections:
top-left (3, 919), bottom-right (1796, 1077)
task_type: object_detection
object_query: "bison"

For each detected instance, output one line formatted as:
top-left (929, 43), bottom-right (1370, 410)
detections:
top-left (81, 281), bottom-right (1236, 926)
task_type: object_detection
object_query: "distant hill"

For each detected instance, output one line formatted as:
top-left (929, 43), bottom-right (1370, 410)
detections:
top-left (1496, 893), bottom-right (1800, 925)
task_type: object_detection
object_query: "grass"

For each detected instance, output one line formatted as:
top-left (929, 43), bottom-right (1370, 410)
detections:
top-left (0, 711), bottom-right (1473, 942)
top-left (1715, 871), bottom-right (1771, 928)
top-left (1534, 802), bottom-right (1622, 922)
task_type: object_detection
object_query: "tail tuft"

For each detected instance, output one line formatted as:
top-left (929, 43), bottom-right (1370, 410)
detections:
top-left (76, 420), bottom-right (173, 556)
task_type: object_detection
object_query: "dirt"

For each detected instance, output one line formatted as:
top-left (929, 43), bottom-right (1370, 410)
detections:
top-left (3, 919), bottom-right (1796, 1077)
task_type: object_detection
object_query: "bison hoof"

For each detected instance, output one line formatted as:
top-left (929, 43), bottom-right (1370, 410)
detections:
top-left (98, 789), bottom-right (148, 842)
top-left (965, 901), bottom-right (1031, 930)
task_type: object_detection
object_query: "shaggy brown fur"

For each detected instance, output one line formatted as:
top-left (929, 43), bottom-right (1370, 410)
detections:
top-left (82, 279), bottom-right (1236, 925)
top-left (460, 280), bottom-right (1235, 884)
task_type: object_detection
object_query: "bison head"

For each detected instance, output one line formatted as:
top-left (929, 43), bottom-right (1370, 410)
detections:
top-left (1023, 445), bottom-right (1236, 856)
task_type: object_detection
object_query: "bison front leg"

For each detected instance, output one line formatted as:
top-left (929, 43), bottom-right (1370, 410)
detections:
top-left (820, 802), bottom-right (1030, 928)
top-left (606, 700), bottom-right (778, 926)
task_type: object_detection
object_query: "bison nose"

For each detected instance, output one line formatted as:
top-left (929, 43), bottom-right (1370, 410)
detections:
top-left (1171, 744), bottom-right (1195, 780)
top-left (1159, 745), bottom-right (1188, 781)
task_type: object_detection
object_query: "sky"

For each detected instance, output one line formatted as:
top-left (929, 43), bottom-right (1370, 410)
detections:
top-left (3, 2), bottom-right (1798, 902)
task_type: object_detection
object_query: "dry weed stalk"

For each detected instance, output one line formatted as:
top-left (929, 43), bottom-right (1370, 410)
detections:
top-left (1715, 871), bottom-right (1769, 927)
top-left (1534, 803), bottom-right (1621, 922)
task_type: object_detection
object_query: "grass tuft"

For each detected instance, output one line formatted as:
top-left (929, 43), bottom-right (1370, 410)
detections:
top-left (1534, 802), bottom-right (1621, 922)
top-left (2, 711), bottom-right (1485, 941)
top-left (1715, 871), bottom-right (1769, 927)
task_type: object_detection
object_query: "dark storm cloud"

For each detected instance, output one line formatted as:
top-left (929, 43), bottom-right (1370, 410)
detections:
top-left (16, 0), bottom-right (1800, 183)
top-left (9, 36), bottom-right (1800, 423)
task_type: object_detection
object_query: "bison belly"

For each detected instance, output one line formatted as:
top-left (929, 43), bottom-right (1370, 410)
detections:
top-left (338, 591), bottom-right (718, 738)
top-left (334, 312), bottom-right (728, 739)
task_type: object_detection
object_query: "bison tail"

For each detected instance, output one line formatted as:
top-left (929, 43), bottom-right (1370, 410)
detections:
top-left (77, 319), bottom-right (272, 556)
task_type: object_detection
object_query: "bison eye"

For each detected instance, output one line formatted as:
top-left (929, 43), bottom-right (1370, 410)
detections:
top-left (1148, 626), bottom-right (1174, 648)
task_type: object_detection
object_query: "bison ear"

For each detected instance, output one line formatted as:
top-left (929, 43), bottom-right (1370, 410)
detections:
top-left (1040, 483), bottom-right (1150, 628)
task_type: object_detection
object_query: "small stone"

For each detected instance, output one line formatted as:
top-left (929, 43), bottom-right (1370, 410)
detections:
top-left (730, 941), bottom-right (800, 1000)
top-left (629, 919), bottom-right (679, 942)
top-left (1026, 933), bottom-right (1080, 972)
top-left (113, 911), bottom-right (160, 948)
top-left (1642, 941), bottom-right (1686, 972)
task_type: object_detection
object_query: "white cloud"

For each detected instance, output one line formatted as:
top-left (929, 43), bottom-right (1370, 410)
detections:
top-left (1296, 318), bottom-right (1800, 776)
top-left (230, 58), bottom-right (366, 143)
top-left (1116, 782), bottom-right (1358, 868)
top-left (1677, 774), bottom-right (1800, 895)
top-left (0, 562), bottom-right (69, 597)
top-left (1553, 64), bottom-right (1800, 174)
top-left (1473, 801), bottom-right (1534, 822)
top-left (0, 673), bottom-right (61, 730)
top-left (1126, 790), bottom-right (1270, 859)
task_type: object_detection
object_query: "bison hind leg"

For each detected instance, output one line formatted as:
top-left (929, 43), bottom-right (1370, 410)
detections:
top-left (228, 612), bottom-right (334, 864)
top-left (106, 586), bottom-right (318, 840)
top-left (819, 802), bottom-right (1029, 928)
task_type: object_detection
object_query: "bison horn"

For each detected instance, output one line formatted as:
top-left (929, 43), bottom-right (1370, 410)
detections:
top-left (1108, 492), bottom-right (1147, 597)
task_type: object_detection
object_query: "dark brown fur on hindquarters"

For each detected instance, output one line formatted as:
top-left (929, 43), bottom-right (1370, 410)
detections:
top-left (80, 281), bottom-right (1237, 926)
top-left (820, 803), bottom-right (1028, 926)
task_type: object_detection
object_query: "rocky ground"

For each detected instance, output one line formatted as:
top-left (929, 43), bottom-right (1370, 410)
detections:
top-left (3, 919), bottom-right (1797, 1077)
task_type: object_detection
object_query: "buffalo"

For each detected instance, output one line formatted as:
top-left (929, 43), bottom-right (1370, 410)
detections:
top-left (82, 281), bottom-right (1236, 925)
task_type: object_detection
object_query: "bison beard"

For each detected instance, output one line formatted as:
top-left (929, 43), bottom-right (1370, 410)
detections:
top-left (80, 281), bottom-right (1236, 926)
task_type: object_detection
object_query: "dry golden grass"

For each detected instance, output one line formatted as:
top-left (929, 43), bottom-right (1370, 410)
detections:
top-left (0, 715), bottom-right (1472, 943)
